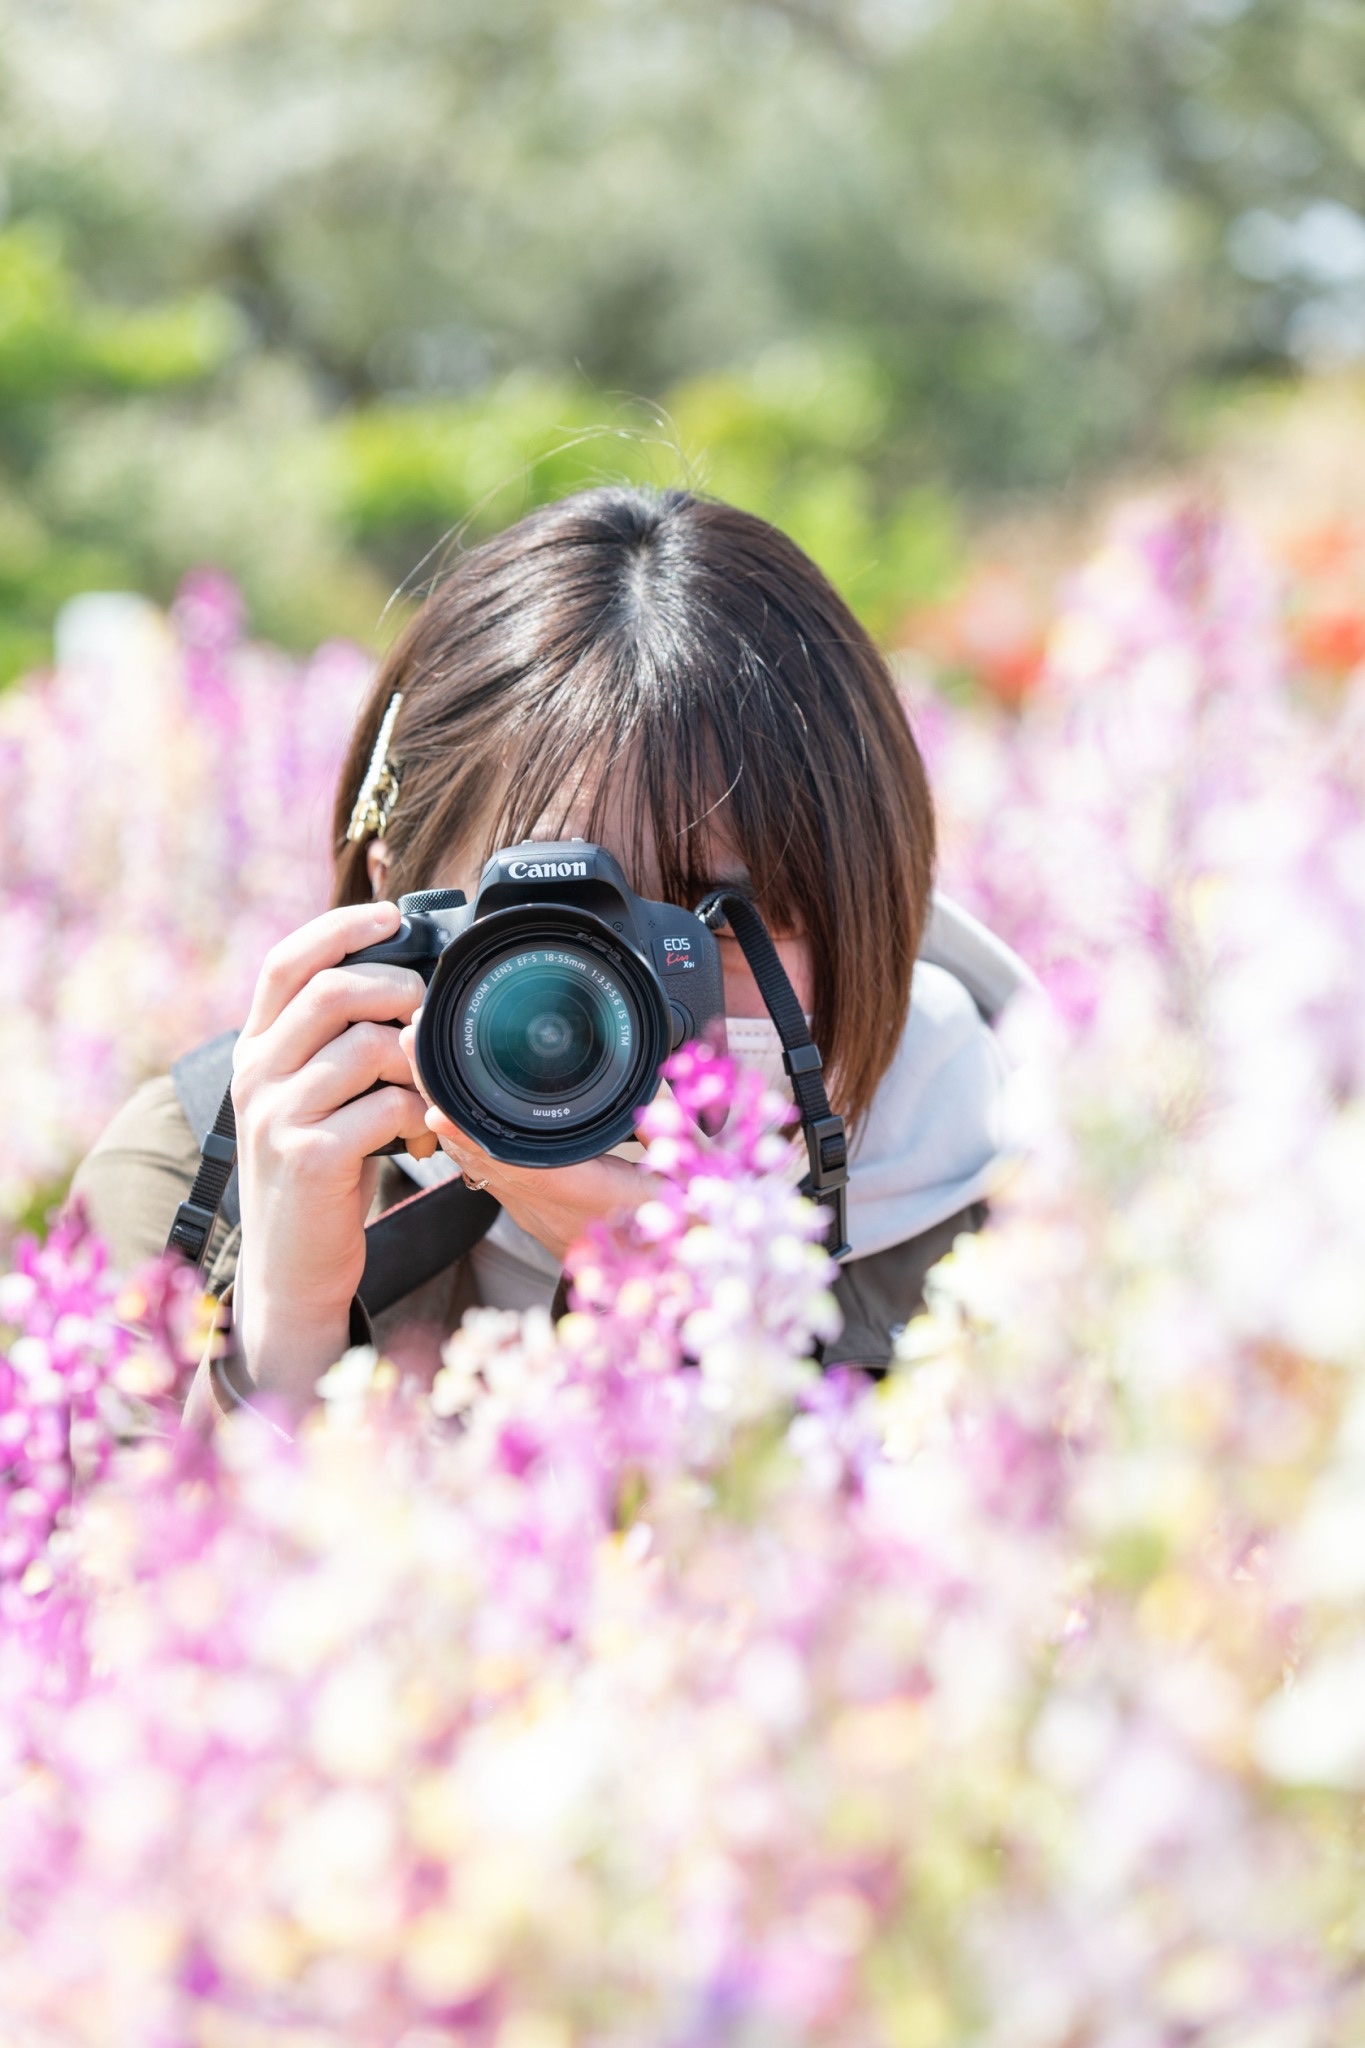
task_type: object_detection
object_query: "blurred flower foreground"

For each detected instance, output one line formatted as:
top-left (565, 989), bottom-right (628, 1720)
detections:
top-left (4, 506), bottom-right (1365, 2045)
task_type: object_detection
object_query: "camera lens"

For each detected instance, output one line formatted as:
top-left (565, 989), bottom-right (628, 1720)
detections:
top-left (415, 906), bottom-right (671, 1167)
top-left (476, 957), bottom-right (622, 1101)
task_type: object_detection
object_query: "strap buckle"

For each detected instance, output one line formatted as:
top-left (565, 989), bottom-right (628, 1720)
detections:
top-left (165, 1079), bottom-right (238, 1269)
top-left (167, 1199), bottom-right (220, 1268)
top-left (804, 1112), bottom-right (848, 1189)
top-left (800, 1112), bottom-right (851, 1261)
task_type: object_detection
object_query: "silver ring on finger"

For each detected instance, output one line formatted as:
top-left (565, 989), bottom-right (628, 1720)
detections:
top-left (462, 1171), bottom-right (492, 1193)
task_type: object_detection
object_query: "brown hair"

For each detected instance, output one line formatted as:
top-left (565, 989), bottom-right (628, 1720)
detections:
top-left (332, 487), bottom-right (935, 1127)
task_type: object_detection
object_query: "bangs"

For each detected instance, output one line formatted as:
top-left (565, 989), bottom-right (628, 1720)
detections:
top-left (481, 657), bottom-right (810, 934)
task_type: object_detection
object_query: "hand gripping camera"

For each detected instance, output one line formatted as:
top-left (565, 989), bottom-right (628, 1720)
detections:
top-left (348, 839), bottom-right (727, 1168)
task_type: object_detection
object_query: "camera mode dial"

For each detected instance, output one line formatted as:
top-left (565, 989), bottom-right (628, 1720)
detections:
top-left (398, 888), bottom-right (468, 915)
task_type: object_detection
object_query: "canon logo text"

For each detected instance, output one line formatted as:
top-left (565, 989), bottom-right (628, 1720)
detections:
top-left (508, 859), bottom-right (589, 881)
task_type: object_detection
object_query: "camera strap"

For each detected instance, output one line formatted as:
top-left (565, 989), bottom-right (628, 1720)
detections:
top-left (695, 890), bottom-right (851, 1260)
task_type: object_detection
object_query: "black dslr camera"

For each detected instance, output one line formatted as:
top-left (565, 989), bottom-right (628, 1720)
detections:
top-left (348, 840), bottom-right (727, 1167)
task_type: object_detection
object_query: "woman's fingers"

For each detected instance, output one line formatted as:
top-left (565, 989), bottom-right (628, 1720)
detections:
top-left (265, 1018), bottom-right (416, 1118)
top-left (247, 962), bottom-right (428, 1083)
top-left (232, 910), bottom-right (441, 1201)
top-left (399, 1017), bottom-right (430, 1102)
top-left (424, 1100), bottom-right (639, 1194)
top-left (224, 903), bottom-right (441, 1419)
top-left (239, 1074), bottom-right (433, 1186)
top-left (237, 1019), bottom-right (431, 1169)
top-left (422, 1103), bottom-right (492, 1177)
top-left (318, 1081), bottom-right (436, 1162)
top-left (242, 902), bottom-right (402, 1038)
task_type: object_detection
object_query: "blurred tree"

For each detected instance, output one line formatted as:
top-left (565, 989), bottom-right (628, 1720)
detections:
top-left (0, 219), bottom-right (249, 675)
top-left (1, 0), bottom-right (1363, 667)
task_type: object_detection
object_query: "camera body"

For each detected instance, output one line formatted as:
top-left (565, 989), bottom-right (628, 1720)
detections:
top-left (349, 839), bottom-right (726, 1167)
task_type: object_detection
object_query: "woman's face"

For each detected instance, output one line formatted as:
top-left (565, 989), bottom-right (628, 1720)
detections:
top-left (365, 777), bottom-right (814, 1021)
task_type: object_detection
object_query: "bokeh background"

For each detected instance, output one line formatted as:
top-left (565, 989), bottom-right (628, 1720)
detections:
top-left (5, 0), bottom-right (1365, 673)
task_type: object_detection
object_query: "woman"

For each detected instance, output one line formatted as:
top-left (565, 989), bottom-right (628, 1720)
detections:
top-left (73, 486), bottom-right (1027, 1424)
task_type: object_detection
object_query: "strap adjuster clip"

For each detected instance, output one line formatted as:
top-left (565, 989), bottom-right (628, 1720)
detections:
top-left (804, 1112), bottom-right (848, 1191)
top-left (799, 1112), bottom-right (851, 1263)
top-left (167, 1199), bottom-right (219, 1268)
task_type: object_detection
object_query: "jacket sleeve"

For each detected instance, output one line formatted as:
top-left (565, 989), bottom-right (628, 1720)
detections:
top-left (68, 1075), bottom-right (240, 1289)
top-left (824, 1202), bottom-right (987, 1372)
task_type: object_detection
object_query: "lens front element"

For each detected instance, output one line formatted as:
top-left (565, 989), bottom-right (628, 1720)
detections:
top-left (470, 949), bottom-right (632, 1110)
top-left (415, 906), bottom-right (672, 1167)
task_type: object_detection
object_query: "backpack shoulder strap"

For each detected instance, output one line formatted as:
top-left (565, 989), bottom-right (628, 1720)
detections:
top-left (170, 1030), bottom-right (241, 1230)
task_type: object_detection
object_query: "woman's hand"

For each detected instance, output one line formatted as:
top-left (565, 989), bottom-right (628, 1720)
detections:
top-left (227, 902), bottom-right (437, 1415)
top-left (399, 1017), bottom-right (648, 1265)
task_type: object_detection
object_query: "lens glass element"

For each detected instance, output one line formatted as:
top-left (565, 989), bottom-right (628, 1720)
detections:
top-left (477, 959), bottom-right (618, 1098)
top-left (458, 946), bottom-right (636, 1125)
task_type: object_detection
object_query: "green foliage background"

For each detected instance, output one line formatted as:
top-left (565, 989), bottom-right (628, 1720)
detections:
top-left (3, 0), bottom-right (1364, 674)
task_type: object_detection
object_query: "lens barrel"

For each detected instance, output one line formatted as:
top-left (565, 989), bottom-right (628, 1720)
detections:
top-left (414, 904), bottom-right (672, 1167)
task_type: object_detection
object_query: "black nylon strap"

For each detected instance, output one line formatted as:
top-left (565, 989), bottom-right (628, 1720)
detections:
top-left (695, 890), bottom-right (851, 1260)
top-left (166, 1084), bottom-right (240, 1268)
top-left (358, 1176), bottom-right (500, 1317)
top-left (171, 1030), bottom-right (242, 1228)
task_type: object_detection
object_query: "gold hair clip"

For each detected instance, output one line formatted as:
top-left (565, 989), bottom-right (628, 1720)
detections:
top-left (346, 690), bottom-right (404, 843)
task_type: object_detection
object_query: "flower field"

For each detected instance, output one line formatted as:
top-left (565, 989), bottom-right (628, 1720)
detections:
top-left (3, 501), bottom-right (1365, 2042)
top-left (0, 571), bottom-right (370, 1225)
